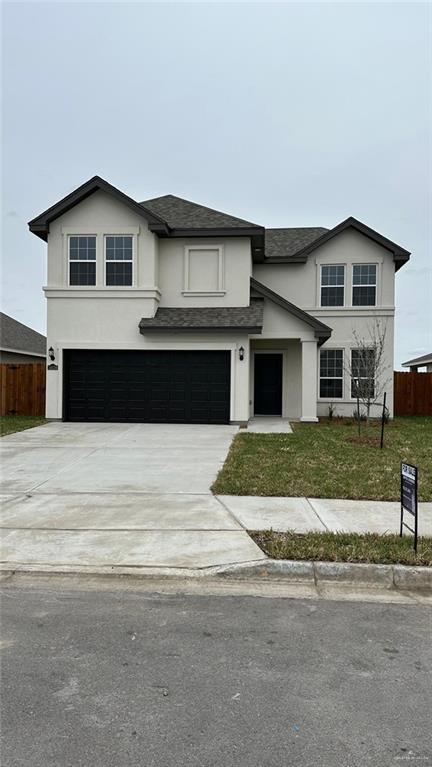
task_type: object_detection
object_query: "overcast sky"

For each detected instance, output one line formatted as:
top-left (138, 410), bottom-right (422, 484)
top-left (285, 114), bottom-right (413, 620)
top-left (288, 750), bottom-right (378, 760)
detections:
top-left (2, 1), bottom-right (430, 368)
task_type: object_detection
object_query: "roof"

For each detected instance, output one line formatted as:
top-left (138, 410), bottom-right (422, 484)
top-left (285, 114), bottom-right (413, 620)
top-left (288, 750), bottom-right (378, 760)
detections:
top-left (139, 298), bottom-right (264, 334)
top-left (28, 177), bottom-right (410, 269)
top-left (265, 227), bottom-right (329, 260)
top-left (0, 313), bottom-right (46, 356)
top-left (140, 194), bottom-right (260, 230)
top-left (267, 217), bottom-right (410, 270)
top-left (28, 176), bottom-right (169, 241)
top-left (250, 278), bottom-right (332, 344)
top-left (402, 352), bottom-right (432, 367)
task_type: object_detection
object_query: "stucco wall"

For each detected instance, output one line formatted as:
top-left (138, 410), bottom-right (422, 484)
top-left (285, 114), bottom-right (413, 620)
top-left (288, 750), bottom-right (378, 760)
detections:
top-left (158, 237), bottom-right (251, 307)
top-left (45, 295), bottom-right (250, 421)
top-left (254, 229), bottom-right (396, 417)
top-left (47, 190), bottom-right (159, 290)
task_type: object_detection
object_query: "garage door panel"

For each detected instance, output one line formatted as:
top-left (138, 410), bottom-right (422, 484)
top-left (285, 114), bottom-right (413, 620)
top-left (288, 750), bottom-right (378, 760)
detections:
top-left (64, 350), bottom-right (230, 424)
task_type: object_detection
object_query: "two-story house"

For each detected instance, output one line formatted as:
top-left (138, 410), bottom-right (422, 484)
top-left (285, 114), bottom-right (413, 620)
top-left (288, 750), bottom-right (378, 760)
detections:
top-left (29, 176), bottom-right (410, 424)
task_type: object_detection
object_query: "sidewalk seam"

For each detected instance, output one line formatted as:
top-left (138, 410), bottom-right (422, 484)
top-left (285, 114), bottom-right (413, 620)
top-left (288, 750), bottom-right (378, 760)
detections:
top-left (306, 498), bottom-right (329, 532)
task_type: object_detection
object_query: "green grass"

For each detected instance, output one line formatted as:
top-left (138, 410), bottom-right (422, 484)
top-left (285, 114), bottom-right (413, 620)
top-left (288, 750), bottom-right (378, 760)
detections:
top-left (251, 530), bottom-right (432, 567)
top-left (212, 417), bottom-right (432, 501)
top-left (0, 415), bottom-right (47, 437)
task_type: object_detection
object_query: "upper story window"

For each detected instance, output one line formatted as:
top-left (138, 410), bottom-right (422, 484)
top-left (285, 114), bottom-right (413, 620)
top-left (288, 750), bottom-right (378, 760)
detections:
top-left (320, 265), bottom-right (345, 307)
top-left (105, 236), bottom-right (133, 286)
top-left (352, 264), bottom-right (377, 306)
top-left (69, 236), bottom-right (96, 286)
top-left (320, 349), bottom-right (344, 398)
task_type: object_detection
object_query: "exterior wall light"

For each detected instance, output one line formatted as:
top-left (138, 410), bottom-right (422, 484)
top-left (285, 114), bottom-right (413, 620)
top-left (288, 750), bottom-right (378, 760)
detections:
top-left (239, 346), bottom-right (245, 361)
top-left (48, 347), bottom-right (55, 361)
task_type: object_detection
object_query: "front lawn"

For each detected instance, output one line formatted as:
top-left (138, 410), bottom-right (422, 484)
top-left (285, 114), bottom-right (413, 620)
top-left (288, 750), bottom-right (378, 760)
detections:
top-left (212, 417), bottom-right (432, 501)
top-left (0, 415), bottom-right (47, 437)
top-left (251, 530), bottom-right (432, 567)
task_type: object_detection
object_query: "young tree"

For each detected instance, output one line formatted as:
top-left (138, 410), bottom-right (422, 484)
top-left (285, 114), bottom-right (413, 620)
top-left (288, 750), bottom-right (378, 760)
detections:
top-left (347, 319), bottom-right (389, 425)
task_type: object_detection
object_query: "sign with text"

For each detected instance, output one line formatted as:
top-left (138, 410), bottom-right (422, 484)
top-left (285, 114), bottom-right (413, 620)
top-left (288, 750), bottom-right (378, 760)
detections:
top-left (400, 463), bottom-right (418, 551)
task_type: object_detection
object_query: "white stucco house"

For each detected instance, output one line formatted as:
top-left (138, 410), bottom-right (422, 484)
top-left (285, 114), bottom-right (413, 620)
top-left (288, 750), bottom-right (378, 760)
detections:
top-left (28, 176), bottom-right (410, 424)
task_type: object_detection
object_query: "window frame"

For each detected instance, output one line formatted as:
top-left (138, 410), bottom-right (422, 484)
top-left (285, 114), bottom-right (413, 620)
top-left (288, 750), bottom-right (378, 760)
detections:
top-left (104, 234), bottom-right (134, 288)
top-left (350, 347), bottom-right (376, 400)
top-left (68, 234), bottom-right (97, 287)
top-left (319, 348), bottom-right (344, 400)
top-left (320, 264), bottom-right (345, 308)
top-left (352, 263), bottom-right (377, 307)
top-left (183, 244), bottom-right (225, 296)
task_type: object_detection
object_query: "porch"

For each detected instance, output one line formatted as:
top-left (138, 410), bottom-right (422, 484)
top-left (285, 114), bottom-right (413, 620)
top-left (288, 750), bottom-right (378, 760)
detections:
top-left (249, 338), bottom-right (318, 422)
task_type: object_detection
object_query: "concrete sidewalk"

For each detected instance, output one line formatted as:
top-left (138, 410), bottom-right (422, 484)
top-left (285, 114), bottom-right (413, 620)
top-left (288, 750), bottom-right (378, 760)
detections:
top-left (218, 495), bottom-right (432, 536)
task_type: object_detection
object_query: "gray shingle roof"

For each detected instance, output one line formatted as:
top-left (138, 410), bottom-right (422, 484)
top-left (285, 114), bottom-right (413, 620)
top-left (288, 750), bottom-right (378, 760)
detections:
top-left (265, 227), bottom-right (329, 260)
top-left (139, 299), bottom-right (264, 333)
top-left (402, 352), bottom-right (432, 367)
top-left (140, 194), bottom-right (260, 230)
top-left (0, 313), bottom-right (46, 355)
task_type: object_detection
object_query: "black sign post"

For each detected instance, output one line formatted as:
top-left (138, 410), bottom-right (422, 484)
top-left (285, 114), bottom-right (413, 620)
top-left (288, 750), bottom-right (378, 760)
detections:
top-left (400, 462), bottom-right (418, 552)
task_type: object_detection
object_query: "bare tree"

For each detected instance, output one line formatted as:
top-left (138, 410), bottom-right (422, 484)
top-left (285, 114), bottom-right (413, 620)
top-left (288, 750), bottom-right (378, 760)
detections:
top-left (346, 319), bottom-right (389, 425)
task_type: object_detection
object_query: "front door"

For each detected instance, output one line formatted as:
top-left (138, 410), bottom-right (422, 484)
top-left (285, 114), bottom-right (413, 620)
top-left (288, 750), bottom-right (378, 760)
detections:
top-left (254, 354), bottom-right (283, 416)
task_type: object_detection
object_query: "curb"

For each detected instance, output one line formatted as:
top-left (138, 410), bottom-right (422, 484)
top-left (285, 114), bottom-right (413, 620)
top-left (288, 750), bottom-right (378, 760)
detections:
top-left (2, 560), bottom-right (431, 592)
top-left (215, 559), bottom-right (432, 591)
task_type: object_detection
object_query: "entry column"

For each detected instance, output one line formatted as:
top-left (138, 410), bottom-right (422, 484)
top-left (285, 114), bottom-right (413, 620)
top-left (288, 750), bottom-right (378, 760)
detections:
top-left (300, 339), bottom-right (318, 422)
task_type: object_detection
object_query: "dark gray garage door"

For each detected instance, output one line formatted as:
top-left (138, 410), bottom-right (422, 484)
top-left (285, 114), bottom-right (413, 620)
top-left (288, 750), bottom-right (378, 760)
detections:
top-left (63, 350), bottom-right (231, 424)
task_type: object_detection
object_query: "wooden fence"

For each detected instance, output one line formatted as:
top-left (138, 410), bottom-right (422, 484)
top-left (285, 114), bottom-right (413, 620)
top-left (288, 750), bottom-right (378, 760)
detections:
top-left (394, 371), bottom-right (432, 416)
top-left (0, 363), bottom-right (46, 417)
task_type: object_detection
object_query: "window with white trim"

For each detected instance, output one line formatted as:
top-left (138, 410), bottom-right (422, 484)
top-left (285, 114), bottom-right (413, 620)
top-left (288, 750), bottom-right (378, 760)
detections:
top-left (69, 236), bottom-right (96, 286)
top-left (351, 348), bottom-right (375, 399)
top-left (105, 236), bottom-right (133, 286)
top-left (320, 265), bottom-right (345, 306)
top-left (320, 349), bottom-right (344, 398)
top-left (352, 264), bottom-right (377, 306)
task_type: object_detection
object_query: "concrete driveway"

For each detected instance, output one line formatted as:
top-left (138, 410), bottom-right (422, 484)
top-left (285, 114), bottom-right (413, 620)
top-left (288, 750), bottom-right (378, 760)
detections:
top-left (0, 422), bottom-right (265, 572)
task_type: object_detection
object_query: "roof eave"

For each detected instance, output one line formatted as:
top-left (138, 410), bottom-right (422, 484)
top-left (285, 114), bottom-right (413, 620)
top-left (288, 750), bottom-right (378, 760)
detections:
top-left (291, 216), bottom-right (411, 263)
top-left (139, 325), bottom-right (263, 334)
top-left (28, 176), bottom-right (170, 240)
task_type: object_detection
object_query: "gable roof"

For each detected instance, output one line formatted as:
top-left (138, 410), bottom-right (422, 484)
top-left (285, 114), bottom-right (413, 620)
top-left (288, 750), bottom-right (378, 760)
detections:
top-left (267, 217), bottom-right (410, 270)
top-left (28, 176), bottom-right (169, 241)
top-left (139, 298), bottom-right (264, 334)
top-left (140, 194), bottom-right (260, 230)
top-left (250, 278), bottom-right (332, 344)
top-left (402, 352), bottom-right (432, 368)
top-left (28, 178), bottom-right (410, 269)
top-left (265, 227), bottom-right (328, 260)
top-left (0, 313), bottom-right (46, 356)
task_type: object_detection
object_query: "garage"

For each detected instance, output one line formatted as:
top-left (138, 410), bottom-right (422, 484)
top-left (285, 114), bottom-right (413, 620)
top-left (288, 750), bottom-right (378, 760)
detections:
top-left (63, 350), bottom-right (231, 424)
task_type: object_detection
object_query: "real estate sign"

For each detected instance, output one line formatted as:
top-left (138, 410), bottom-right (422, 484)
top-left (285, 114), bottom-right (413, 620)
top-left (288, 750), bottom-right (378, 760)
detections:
top-left (400, 463), bottom-right (418, 551)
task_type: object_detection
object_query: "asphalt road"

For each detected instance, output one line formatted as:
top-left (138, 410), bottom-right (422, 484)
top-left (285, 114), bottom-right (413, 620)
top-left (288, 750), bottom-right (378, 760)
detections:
top-left (1, 577), bottom-right (431, 767)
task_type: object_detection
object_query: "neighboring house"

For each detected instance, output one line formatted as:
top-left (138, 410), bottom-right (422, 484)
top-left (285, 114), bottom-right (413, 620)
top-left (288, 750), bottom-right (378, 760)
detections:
top-left (0, 312), bottom-right (46, 364)
top-left (402, 353), bottom-right (432, 373)
top-left (28, 176), bottom-right (410, 424)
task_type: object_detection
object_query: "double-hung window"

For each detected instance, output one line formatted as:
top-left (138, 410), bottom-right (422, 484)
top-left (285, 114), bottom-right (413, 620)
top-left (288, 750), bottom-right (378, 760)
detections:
top-left (320, 265), bottom-right (345, 306)
top-left (351, 348), bottom-right (375, 399)
top-left (320, 349), bottom-right (344, 398)
top-left (69, 236), bottom-right (96, 286)
top-left (105, 236), bottom-right (133, 286)
top-left (352, 264), bottom-right (377, 306)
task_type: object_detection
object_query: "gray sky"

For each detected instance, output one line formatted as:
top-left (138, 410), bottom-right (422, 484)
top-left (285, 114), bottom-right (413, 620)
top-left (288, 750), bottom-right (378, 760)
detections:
top-left (2, 1), bottom-right (430, 368)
